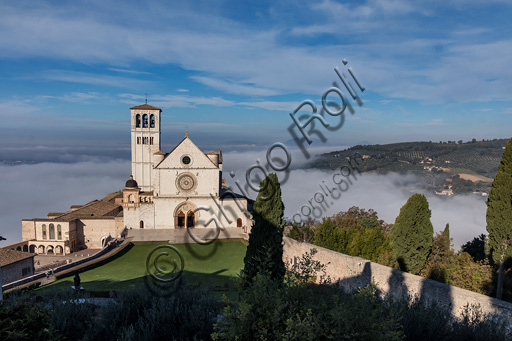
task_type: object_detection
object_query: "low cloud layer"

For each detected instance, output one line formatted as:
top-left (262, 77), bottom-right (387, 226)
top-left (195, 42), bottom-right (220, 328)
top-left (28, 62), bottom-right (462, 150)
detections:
top-left (223, 148), bottom-right (487, 249)
top-left (0, 160), bottom-right (130, 247)
top-left (0, 149), bottom-right (487, 250)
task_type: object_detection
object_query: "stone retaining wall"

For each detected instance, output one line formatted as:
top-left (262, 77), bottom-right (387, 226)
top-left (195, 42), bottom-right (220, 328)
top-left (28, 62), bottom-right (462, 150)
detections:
top-left (282, 236), bottom-right (512, 320)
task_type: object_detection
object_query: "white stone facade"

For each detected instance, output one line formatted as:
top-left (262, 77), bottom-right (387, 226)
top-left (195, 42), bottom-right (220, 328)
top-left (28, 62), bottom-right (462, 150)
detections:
top-left (19, 104), bottom-right (252, 253)
top-left (124, 104), bottom-right (252, 232)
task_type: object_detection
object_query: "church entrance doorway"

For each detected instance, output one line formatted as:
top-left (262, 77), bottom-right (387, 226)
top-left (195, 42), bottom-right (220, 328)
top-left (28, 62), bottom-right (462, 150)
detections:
top-left (177, 211), bottom-right (185, 228)
top-left (174, 201), bottom-right (198, 229)
top-left (187, 211), bottom-right (195, 228)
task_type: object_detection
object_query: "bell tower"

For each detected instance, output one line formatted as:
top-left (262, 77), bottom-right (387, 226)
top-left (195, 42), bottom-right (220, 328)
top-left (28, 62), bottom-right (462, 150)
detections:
top-left (130, 103), bottom-right (161, 191)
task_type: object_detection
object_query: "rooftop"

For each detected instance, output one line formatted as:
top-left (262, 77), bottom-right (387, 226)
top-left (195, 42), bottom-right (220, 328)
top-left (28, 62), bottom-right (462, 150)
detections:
top-left (130, 104), bottom-right (161, 111)
top-left (0, 248), bottom-right (36, 267)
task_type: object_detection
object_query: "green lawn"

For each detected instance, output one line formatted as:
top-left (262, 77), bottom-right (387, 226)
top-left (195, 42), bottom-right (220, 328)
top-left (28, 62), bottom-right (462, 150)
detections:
top-left (41, 240), bottom-right (247, 299)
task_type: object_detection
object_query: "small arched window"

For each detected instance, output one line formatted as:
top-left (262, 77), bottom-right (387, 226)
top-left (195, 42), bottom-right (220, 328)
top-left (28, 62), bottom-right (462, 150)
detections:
top-left (140, 220), bottom-right (144, 229)
top-left (150, 114), bottom-right (155, 128)
top-left (42, 224), bottom-right (47, 240)
top-left (237, 218), bottom-right (242, 228)
top-left (143, 114), bottom-right (148, 128)
top-left (129, 194), bottom-right (134, 203)
top-left (57, 224), bottom-right (62, 240)
top-left (136, 114), bottom-right (141, 128)
top-left (49, 223), bottom-right (55, 240)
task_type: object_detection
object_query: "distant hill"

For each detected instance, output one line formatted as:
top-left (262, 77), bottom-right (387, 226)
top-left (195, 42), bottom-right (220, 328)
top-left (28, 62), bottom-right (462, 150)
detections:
top-left (308, 138), bottom-right (509, 196)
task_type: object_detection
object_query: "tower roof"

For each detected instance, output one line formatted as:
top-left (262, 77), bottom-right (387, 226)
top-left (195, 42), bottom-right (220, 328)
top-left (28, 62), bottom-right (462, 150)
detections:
top-left (125, 175), bottom-right (138, 188)
top-left (130, 104), bottom-right (161, 111)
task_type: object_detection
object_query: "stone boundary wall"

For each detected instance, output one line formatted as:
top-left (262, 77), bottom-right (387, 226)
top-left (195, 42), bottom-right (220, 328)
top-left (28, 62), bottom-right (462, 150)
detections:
top-left (282, 236), bottom-right (512, 320)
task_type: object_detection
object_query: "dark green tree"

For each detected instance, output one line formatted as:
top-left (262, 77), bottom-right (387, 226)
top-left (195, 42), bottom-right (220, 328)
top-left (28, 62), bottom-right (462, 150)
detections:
top-left (461, 234), bottom-right (489, 262)
top-left (421, 223), bottom-right (453, 282)
top-left (242, 173), bottom-right (285, 285)
top-left (486, 138), bottom-right (512, 299)
top-left (389, 193), bottom-right (434, 274)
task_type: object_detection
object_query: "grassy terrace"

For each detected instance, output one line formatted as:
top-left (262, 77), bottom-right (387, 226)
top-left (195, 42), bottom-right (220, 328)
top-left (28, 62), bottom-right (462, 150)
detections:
top-left (40, 240), bottom-right (247, 299)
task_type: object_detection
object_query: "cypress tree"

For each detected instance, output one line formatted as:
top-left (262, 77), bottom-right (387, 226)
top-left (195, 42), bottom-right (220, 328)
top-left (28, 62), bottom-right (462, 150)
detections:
top-left (242, 173), bottom-right (285, 285)
top-left (486, 138), bottom-right (512, 299)
top-left (389, 193), bottom-right (434, 275)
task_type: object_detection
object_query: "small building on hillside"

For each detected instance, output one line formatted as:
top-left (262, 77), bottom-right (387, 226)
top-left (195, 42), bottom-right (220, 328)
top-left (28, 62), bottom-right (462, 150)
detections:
top-left (0, 248), bottom-right (36, 285)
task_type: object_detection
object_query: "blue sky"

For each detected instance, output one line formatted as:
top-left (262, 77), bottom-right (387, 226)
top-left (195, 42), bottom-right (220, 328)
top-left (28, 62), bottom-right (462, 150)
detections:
top-left (1, 0), bottom-right (511, 154)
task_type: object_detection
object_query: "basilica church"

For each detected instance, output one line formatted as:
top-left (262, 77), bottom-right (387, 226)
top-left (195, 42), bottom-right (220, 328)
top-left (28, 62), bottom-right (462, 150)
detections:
top-left (19, 104), bottom-right (253, 255)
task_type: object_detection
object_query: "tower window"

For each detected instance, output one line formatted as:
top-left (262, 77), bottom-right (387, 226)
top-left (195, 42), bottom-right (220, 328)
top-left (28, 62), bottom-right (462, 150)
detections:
top-left (143, 114), bottom-right (148, 128)
top-left (143, 137), bottom-right (148, 144)
top-left (150, 114), bottom-right (155, 128)
top-left (137, 137), bottom-right (141, 144)
top-left (150, 137), bottom-right (154, 145)
top-left (136, 114), bottom-right (141, 128)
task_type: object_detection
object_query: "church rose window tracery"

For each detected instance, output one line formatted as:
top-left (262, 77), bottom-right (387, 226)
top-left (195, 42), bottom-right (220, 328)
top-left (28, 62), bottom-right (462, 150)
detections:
top-left (176, 173), bottom-right (196, 192)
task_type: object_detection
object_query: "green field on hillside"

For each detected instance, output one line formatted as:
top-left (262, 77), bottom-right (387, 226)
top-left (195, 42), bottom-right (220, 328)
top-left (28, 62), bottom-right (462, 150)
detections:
top-left (41, 240), bottom-right (247, 299)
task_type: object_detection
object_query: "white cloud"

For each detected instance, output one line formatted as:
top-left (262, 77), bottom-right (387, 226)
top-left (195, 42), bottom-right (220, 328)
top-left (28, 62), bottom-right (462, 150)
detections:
top-left (191, 76), bottom-right (279, 96)
top-left (119, 93), bottom-right (235, 108)
top-left (40, 70), bottom-right (154, 89)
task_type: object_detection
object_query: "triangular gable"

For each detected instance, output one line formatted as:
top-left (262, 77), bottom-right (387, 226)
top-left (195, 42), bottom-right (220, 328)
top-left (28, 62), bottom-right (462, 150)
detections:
top-left (156, 136), bottom-right (218, 169)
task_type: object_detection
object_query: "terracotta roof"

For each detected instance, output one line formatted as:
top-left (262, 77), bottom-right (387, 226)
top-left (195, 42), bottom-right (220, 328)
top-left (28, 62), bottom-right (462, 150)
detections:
top-left (101, 191), bottom-right (123, 203)
top-left (0, 248), bottom-right (36, 267)
top-left (55, 200), bottom-right (121, 220)
top-left (130, 104), bottom-right (161, 111)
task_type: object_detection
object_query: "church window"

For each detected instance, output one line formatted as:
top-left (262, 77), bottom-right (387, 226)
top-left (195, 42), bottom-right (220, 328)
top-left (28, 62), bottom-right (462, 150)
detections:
top-left (150, 137), bottom-right (154, 145)
top-left (57, 225), bottom-right (62, 240)
top-left (136, 114), bottom-right (141, 128)
top-left (182, 156), bottom-right (191, 165)
top-left (143, 114), bottom-right (148, 128)
top-left (137, 137), bottom-right (141, 144)
top-left (140, 220), bottom-right (144, 229)
top-left (49, 224), bottom-right (55, 240)
top-left (143, 137), bottom-right (148, 144)
top-left (42, 224), bottom-right (47, 240)
top-left (237, 218), bottom-right (242, 228)
top-left (129, 194), bottom-right (134, 203)
top-left (177, 211), bottom-right (185, 228)
top-left (150, 114), bottom-right (155, 128)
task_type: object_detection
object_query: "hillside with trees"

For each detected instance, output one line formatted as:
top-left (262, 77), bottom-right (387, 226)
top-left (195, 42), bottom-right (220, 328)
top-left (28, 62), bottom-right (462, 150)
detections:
top-left (308, 138), bottom-right (508, 196)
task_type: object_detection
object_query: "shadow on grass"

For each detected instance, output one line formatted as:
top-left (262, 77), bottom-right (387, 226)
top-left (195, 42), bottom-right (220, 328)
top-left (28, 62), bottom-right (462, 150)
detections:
top-left (39, 268), bottom-right (240, 301)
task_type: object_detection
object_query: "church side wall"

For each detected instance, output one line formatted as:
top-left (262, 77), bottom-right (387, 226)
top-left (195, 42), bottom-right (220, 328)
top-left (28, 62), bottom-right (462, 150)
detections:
top-left (79, 219), bottom-right (117, 249)
top-left (282, 236), bottom-right (512, 320)
top-left (21, 220), bottom-right (36, 240)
